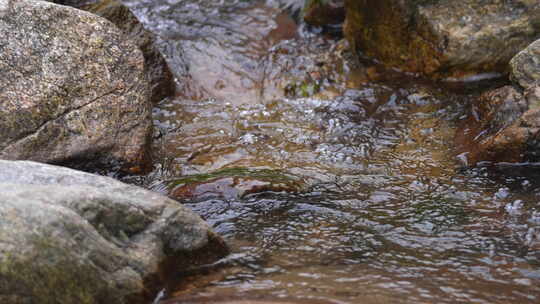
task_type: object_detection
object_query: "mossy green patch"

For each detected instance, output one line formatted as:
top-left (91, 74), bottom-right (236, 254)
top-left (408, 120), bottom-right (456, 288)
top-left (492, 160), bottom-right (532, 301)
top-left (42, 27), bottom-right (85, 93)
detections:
top-left (0, 235), bottom-right (121, 304)
top-left (165, 167), bottom-right (303, 191)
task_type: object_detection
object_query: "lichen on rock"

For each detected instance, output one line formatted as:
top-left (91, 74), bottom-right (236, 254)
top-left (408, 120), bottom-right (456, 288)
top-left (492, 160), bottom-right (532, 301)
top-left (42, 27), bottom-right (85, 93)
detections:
top-left (0, 0), bottom-right (153, 173)
top-left (0, 160), bottom-right (229, 304)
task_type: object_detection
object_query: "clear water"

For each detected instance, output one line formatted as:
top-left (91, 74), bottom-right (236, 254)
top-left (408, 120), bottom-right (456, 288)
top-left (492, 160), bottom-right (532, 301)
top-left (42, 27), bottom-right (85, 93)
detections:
top-left (121, 0), bottom-right (540, 303)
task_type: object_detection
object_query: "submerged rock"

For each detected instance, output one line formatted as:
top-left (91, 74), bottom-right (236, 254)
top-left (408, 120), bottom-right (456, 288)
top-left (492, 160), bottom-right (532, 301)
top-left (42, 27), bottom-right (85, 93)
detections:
top-left (0, 160), bottom-right (228, 304)
top-left (166, 168), bottom-right (304, 202)
top-left (122, 0), bottom-right (303, 104)
top-left (170, 176), bottom-right (299, 201)
top-left (344, 0), bottom-right (540, 79)
top-left (456, 38), bottom-right (540, 165)
top-left (303, 0), bottom-right (345, 27)
top-left (0, 0), bottom-right (153, 173)
top-left (160, 295), bottom-right (333, 304)
top-left (456, 86), bottom-right (528, 165)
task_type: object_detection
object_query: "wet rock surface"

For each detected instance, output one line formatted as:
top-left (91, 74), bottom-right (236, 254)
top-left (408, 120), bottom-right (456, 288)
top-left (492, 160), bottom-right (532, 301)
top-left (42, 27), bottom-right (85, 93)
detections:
top-left (303, 0), bottom-right (345, 27)
top-left (0, 0), bottom-right (152, 173)
top-left (456, 86), bottom-right (528, 165)
top-left (457, 38), bottom-right (540, 166)
top-left (344, 0), bottom-right (540, 79)
top-left (511, 38), bottom-right (540, 90)
top-left (165, 168), bottom-right (305, 202)
top-left (0, 160), bottom-right (228, 304)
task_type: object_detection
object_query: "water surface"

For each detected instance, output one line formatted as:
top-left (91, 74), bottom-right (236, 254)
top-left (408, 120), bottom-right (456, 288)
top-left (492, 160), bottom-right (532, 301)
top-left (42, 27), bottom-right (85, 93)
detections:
top-left (121, 1), bottom-right (540, 303)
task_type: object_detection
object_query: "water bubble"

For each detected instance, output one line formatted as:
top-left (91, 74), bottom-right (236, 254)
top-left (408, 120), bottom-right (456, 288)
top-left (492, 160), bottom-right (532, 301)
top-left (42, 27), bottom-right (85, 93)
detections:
top-left (528, 211), bottom-right (540, 224)
top-left (505, 200), bottom-right (524, 215)
top-left (456, 152), bottom-right (469, 167)
top-left (525, 228), bottom-right (535, 245)
top-left (488, 243), bottom-right (496, 257)
top-left (494, 187), bottom-right (510, 200)
top-left (240, 133), bottom-right (256, 145)
top-left (513, 278), bottom-right (532, 286)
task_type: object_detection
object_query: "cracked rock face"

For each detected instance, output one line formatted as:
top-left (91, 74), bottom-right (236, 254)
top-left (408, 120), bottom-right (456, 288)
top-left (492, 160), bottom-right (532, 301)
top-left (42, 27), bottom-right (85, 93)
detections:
top-left (0, 160), bottom-right (229, 304)
top-left (344, 0), bottom-right (540, 79)
top-left (0, 0), bottom-right (153, 173)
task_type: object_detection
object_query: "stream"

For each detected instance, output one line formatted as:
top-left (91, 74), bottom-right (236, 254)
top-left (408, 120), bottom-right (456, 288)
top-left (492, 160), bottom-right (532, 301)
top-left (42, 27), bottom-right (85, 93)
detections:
top-left (120, 0), bottom-right (540, 303)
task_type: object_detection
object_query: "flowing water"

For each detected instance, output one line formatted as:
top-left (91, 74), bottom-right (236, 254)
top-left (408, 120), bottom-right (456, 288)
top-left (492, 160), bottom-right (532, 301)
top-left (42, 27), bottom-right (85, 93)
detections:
top-left (121, 0), bottom-right (540, 303)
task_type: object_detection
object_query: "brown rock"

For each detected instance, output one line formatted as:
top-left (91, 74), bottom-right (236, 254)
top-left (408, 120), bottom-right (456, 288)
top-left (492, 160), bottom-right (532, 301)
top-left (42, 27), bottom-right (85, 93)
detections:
top-left (169, 176), bottom-right (301, 202)
top-left (455, 86), bottom-right (528, 165)
top-left (344, 0), bottom-right (540, 79)
top-left (160, 295), bottom-right (333, 304)
top-left (304, 0), bottom-right (345, 27)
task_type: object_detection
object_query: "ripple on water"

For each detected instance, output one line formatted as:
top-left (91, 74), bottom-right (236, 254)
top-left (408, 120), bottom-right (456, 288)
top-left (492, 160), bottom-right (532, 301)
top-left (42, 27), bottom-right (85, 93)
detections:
top-left (120, 0), bottom-right (540, 303)
top-left (149, 83), bottom-right (540, 303)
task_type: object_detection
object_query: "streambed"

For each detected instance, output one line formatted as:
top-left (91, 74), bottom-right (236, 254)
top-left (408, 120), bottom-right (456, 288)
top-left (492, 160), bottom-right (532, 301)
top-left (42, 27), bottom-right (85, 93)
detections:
top-left (121, 0), bottom-right (540, 303)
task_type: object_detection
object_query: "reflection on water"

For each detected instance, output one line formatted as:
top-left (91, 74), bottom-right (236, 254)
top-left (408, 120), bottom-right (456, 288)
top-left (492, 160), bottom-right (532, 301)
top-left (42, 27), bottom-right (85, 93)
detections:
top-left (174, 163), bottom-right (540, 303)
top-left (121, 0), bottom-right (540, 303)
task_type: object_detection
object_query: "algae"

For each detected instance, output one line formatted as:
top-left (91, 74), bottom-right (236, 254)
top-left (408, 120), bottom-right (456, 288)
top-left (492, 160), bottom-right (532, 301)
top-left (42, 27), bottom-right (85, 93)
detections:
top-left (165, 167), bottom-right (303, 191)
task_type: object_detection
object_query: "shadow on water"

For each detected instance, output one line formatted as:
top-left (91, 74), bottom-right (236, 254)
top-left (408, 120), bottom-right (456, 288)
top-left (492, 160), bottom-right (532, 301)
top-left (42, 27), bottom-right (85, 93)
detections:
top-left (119, 0), bottom-right (540, 303)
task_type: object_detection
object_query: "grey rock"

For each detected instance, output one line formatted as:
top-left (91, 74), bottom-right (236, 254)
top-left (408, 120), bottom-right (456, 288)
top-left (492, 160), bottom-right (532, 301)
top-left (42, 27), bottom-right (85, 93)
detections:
top-left (0, 0), bottom-right (153, 173)
top-left (50, 0), bottom-right (176, 104)
top-left (344, 0), bottom-right (540, 79)
top-left (510, 39), bottom-right (540, 90)
top-left (91, 0), bottom-right (175, 104)
top-left (0, 160), bottom-right (228, 304)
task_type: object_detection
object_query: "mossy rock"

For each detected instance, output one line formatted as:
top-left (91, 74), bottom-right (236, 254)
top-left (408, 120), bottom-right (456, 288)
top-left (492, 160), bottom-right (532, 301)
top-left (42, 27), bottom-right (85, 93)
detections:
top-left (344, 0), bottom-right (540, 79)
top-left (0, 160), bottom-right (229, 304)
top-left (166, 168), bottom-right (305, 201)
